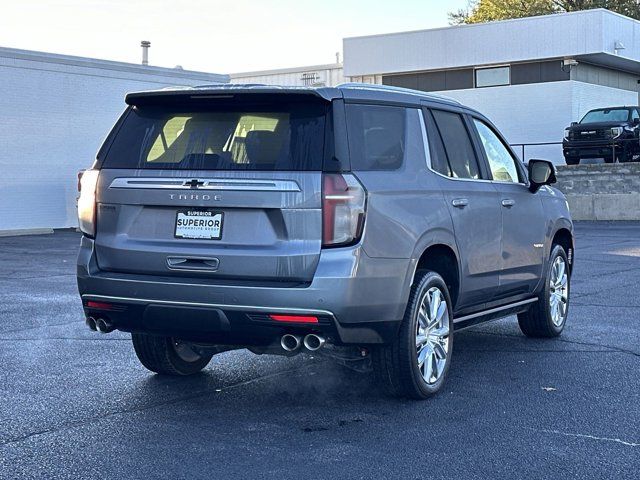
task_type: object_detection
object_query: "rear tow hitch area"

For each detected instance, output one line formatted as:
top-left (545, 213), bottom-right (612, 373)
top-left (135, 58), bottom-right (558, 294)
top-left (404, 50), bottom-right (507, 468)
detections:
top-left (278, 333), bottom-right (372, 372)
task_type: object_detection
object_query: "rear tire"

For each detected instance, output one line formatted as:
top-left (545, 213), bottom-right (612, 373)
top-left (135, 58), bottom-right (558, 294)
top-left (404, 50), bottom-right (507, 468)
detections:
top-left (132, 333), bottom-right (213, 375)
top-left (373, 270), bottom-right (453, 399)
top-left (518, 245), bottom-right (570, 338)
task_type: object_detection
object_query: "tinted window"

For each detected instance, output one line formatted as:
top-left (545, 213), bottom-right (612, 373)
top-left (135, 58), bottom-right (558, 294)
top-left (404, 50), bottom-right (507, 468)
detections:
top-left (473, 119), bottom-right (521, 183)
top-left (431, 110), bottom-right (481, 179)
top-left (423, 109), bottom-right (451, 176)
top-left (346, 104), bottom-right (414, 170)
top-left (580, 108), bottom-right (630, 124)
top-left (102, 102), bottom-right (327, 170)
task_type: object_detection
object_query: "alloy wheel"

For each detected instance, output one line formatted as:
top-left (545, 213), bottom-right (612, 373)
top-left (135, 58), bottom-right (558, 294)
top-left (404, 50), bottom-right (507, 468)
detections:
top-left (549, 256), bottom-right (569, 327)
top-left (415, 287), bottom-right (450, 385)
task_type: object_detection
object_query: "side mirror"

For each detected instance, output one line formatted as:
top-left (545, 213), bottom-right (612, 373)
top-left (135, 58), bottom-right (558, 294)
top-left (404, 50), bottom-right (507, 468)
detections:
top-left (527, 159), bottom-right (557, 193)
top-left (571, 122), bottom-right (578, 126)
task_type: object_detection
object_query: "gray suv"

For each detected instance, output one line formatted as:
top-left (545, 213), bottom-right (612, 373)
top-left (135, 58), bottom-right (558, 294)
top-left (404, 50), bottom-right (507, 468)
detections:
top-left (77, 84), bottom-right (573, 399)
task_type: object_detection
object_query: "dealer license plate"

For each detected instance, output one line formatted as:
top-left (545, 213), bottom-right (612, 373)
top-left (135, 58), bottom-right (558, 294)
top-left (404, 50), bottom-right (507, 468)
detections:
top-left (175, 210), bottom-right (223, 240)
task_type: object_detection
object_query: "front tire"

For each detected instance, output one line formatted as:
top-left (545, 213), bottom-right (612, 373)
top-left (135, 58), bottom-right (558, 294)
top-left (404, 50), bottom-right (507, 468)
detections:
top-left (374, 271), bottom-right (453, 399)
top-left (132, 333), bottom-right (213, 375)
top-left (518, 245), bottom-right (570, 338)
top-left (565, 156), bottom-right (580, 166)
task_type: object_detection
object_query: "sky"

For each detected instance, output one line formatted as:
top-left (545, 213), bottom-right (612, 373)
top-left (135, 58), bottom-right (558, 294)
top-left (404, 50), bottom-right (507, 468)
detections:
top-left (0, 0), bottom-right (469, 74)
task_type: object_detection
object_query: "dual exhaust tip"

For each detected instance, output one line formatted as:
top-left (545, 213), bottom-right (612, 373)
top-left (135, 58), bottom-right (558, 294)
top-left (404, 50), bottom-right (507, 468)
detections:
top-left (281, 333), bottom-right (325, 352)
top-left (85, 316), bottom-right (114, 334)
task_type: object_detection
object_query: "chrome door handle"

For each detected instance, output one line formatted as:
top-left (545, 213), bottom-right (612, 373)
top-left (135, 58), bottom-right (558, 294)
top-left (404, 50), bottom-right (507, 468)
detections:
top-left (501, 199), bottom-right (516, 208)
top-left (451, 198), bottom-right (469, 208)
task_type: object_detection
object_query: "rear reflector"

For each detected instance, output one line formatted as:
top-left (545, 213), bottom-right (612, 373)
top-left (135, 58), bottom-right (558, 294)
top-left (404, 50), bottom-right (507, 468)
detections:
top-left (86, 301), bottom-right (114, 310)
top-left (269, 314), bottom-right (319, 324)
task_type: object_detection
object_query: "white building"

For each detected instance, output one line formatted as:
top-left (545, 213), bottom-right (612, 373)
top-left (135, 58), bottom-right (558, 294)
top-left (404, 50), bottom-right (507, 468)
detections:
top-left (3, 9), bottom-right (640, 234)
top-left (230, 63), bottom-right (344, 87)
top-left (344, 9), bottom-right (640, 163)
top-left (227, 9), bottom-right (640, 165)
top-left (0, 47), bottom-right (227, 234)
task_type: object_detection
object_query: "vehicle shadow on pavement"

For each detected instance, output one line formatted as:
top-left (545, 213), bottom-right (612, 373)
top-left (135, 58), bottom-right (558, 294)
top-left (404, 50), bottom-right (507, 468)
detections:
top-left (112, 322), bottom-right (590, 443)
top-left (133, 320), bottom-right (570, 409)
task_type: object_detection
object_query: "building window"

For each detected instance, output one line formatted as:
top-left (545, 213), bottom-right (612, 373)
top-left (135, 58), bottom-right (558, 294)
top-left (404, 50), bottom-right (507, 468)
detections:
top-left (475, 66), bottom-right (510, 88)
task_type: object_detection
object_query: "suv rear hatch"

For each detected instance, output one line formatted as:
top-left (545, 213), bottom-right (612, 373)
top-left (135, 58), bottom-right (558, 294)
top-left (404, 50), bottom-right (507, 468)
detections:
top-left (93, 90), bottom-right (334, 284)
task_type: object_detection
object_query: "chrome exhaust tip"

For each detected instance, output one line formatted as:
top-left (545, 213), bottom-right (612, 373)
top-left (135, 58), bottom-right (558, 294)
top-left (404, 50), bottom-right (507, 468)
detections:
top-left (303, 334), bottom-right (325, 351)
top-left (280, 334), bottom-right (302, 352)
top-left (95, 318), bottom-right (114, 334)
top-left (85, 316), bottom-right (97, 331)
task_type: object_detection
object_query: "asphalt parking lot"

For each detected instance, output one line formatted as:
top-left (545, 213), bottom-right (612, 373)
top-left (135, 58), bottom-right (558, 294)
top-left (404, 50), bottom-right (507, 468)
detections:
top-left (1, 223), bottom-right (639, 479)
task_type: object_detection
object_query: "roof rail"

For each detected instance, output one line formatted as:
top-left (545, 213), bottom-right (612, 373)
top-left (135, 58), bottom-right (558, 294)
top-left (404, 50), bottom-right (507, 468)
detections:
top-left (337, 82), bottom-right (461, 105)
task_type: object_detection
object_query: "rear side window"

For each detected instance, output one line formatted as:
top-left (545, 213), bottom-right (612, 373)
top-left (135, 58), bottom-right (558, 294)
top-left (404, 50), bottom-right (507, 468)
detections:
top-left (102, 102), bottom-right (327, 170)
top-left (423, 109), bottom-right (451, 177)
top-left (431, 109), bottom-right (481, 180)
top-left (345, 104), bottom-right (407, 170)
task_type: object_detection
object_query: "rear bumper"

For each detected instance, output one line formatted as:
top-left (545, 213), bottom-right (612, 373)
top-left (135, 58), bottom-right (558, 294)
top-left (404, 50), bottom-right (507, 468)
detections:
top-left (77, 236), bottom-right (412, 345)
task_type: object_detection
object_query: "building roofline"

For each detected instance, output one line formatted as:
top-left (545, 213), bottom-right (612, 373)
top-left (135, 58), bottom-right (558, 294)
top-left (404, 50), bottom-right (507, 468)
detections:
top-left (343, 8), bottom-right (635, 42)
top-left (0, 45), bottom-right (228, 81)
top-left (230, 63), bottom-right (343, 78)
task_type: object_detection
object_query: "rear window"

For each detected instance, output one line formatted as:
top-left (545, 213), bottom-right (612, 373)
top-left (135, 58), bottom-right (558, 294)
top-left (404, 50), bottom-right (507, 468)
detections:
top-left (101, 102), bottom-right (327, 170)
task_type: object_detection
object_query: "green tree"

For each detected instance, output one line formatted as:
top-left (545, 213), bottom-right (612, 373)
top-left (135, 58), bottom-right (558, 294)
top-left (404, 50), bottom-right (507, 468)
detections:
top-left (449, 0), bottom-right (640, 24)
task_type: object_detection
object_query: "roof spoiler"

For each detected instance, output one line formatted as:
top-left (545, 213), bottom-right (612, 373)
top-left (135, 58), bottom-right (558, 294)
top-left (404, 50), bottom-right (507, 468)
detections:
top-left (125, 84), bottom-right (340, 106)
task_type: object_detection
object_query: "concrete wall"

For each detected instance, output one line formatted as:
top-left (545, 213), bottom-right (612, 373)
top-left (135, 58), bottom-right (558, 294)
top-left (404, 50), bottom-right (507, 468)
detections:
top-left (0, 47), bottom-right (227, 234)
top-left (556, 163), bottom-right (640, 220)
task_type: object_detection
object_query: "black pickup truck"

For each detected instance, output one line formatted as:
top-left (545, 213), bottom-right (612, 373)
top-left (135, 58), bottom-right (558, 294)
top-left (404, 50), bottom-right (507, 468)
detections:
top-left (563, 106), bottom-right (640, 165)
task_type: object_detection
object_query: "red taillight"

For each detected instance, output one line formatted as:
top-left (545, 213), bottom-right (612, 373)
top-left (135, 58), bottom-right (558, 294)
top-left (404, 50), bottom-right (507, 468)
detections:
top-left (322, 173), bottom-right (366, 248)
top-left (269, 314), bottom-right (319, 324)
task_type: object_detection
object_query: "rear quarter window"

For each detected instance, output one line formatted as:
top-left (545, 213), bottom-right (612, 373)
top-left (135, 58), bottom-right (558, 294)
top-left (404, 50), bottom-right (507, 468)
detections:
top-left (345, 104), bottom-right (426, 171)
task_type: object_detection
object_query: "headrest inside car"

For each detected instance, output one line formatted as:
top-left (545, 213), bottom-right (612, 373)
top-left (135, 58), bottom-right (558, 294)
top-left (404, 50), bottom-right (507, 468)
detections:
top-left (245, 130), bottom-right (284, 166)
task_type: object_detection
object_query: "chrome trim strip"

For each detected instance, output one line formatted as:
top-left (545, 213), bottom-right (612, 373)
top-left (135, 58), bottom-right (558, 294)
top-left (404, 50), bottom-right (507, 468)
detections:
top-left (418, 109), bottom-right (432, 169)
top-left (85, 272), bottom-right (309, 290)
top-left (109, 177), bottom-right (302, 192)
top-left (453, 298), bottom-right (537, 323)
top-left (82, 294), bottom-right (334, 317)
